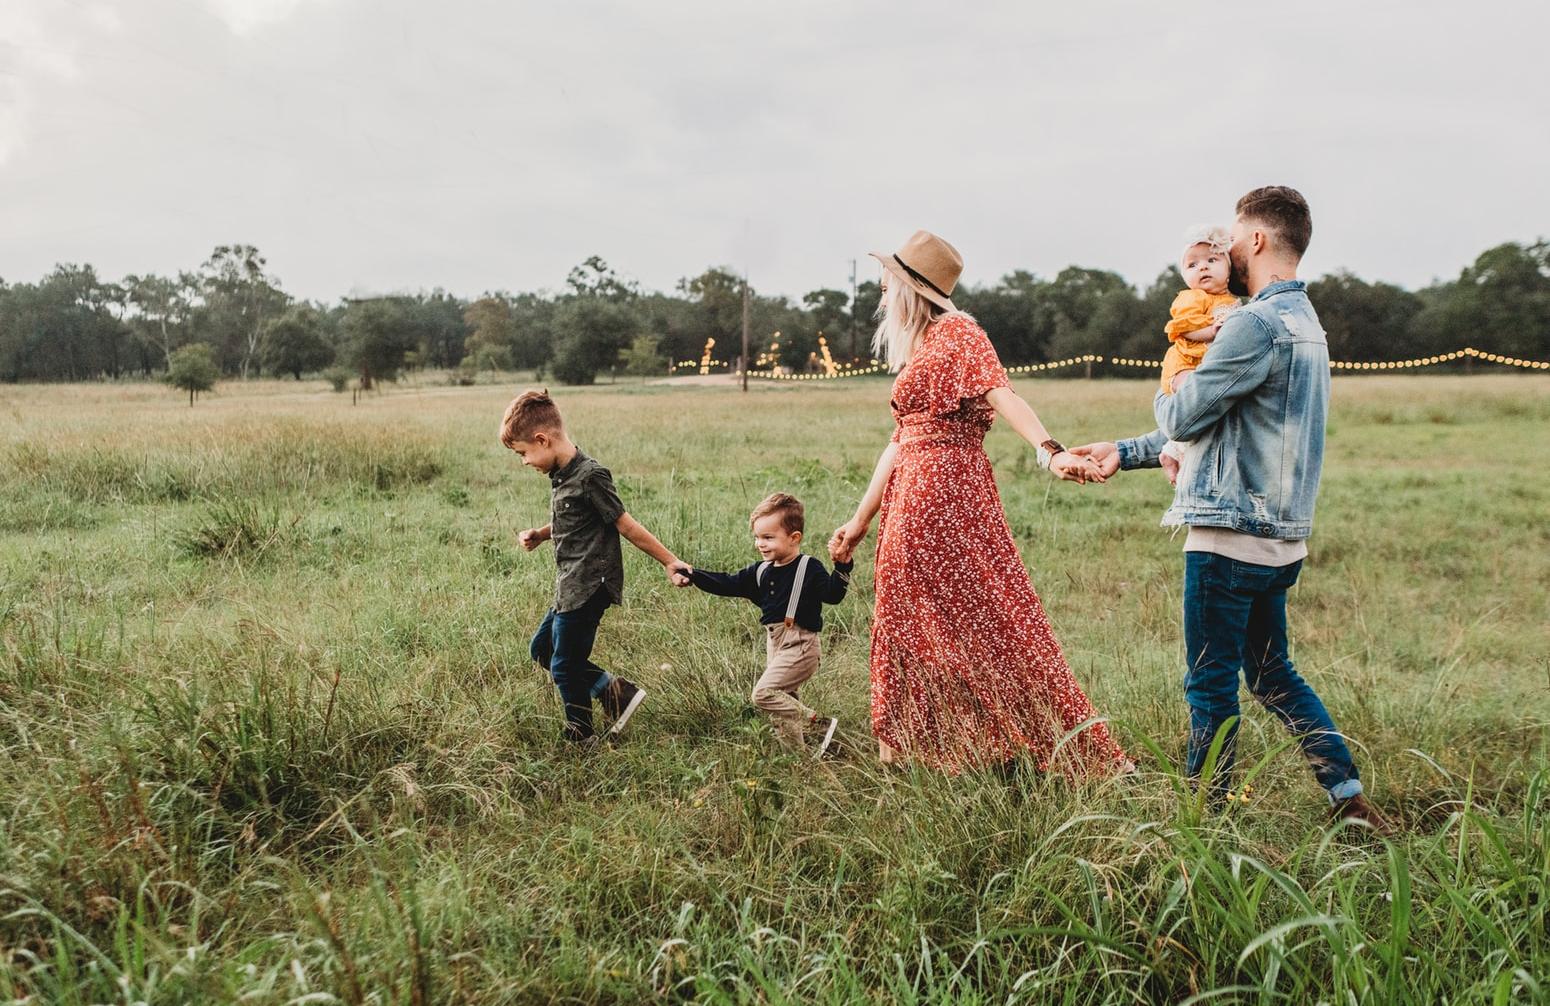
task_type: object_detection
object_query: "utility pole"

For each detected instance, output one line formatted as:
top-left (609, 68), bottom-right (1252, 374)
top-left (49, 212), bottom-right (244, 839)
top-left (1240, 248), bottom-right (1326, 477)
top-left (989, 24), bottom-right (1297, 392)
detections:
top-left (849, 258), bottom-right (859, 360)
top-left (741, 276), bottom-right (750, 393)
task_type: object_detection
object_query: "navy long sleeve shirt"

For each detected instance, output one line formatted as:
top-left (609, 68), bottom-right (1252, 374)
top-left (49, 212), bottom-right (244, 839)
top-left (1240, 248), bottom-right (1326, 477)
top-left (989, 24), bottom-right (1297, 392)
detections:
top-left (690, 554), bottom-right (853, 633)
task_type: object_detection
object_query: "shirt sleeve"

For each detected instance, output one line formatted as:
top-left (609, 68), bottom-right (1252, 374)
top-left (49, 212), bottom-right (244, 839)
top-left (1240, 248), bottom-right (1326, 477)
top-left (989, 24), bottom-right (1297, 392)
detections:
top-left (1117, 428), bottom-right (1167, 470)
top-left (690, 563), bottom-right (759, 600)
top-left (583, 466), bottom-right (627, 525)
top-left (822, 559), bottom-right (853, 604)
top-left (1154, 311), bottom-right (1275, 442)
top-left (1164, 290), bottom-right (1219, 341)
top-left (918, 315), bottom-right (1010, 416)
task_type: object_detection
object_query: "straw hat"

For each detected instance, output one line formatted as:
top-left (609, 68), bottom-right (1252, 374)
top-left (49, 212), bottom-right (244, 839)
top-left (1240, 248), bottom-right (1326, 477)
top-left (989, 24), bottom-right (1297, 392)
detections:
top-left (870, 230), bottom-right (961, 312)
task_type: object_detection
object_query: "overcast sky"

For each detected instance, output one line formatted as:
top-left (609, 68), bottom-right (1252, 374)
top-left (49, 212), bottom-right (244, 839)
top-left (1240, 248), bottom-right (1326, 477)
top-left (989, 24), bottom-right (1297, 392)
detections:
top-left (3, 1), bottom-right (1547, 303)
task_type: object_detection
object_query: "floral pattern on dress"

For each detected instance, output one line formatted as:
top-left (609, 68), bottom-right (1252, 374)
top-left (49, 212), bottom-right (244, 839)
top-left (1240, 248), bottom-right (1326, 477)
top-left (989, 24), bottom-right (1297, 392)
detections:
top-left (870, 313), bottom-right (1130, 774)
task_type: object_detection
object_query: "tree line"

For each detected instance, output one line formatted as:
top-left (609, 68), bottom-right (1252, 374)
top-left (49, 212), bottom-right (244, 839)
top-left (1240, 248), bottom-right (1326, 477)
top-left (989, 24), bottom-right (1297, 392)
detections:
top-left (3, 241), bottom-right (1547, 387)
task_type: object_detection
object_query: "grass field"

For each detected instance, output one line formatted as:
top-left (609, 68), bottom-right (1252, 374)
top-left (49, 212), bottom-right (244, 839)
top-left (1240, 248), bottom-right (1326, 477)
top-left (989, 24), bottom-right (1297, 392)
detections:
top-left (1, 373), bottom-right (1547, 1004)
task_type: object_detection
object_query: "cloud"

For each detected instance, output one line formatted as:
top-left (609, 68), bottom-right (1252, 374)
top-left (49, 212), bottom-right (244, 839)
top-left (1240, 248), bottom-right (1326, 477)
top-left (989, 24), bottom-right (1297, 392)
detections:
top-left (0, 2), bottom-right (84, 165)
top-left (203, 0), bottom-right (332, 35)
top-left (0, 1), bottom-right (1545, 301)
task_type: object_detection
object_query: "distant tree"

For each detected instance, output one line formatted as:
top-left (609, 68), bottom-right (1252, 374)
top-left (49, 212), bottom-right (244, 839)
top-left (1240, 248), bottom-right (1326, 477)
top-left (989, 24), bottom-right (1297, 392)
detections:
top-left (125, 272), bottom-right (197, 370)
top-left (260, 306), bottom-right (334, 379)
top-left (462, 296), bottom-right (518, 371)
top-left (567, 255), bottom-right (638, 302)
top-left (1104, 267), bottom-right (1184, 362)
top-left (410, 290), bottom-right (469, 367)
top-left (619, 334), bottom-right (667, 379)
top-left (199, 245), bottom-right (288, 377)
top-left (803, 288), bottom-right (852, 357)
top-left (165, 343), bottom-right (219, 405)
top-left (677, 268), bottom-right (745, 362)
top-left (852, 279), bottom-right (882, 356)
top-left (550, 258), bottom-right (640, 384)
top-left (1412, 242), bottom-right (1550, 361)
top-left (0, 265), bottom-right (128, 381)
top-left (552, 296), bottom-right (638, 385)
top-left (342, 298), bottom-right (418, 389)
top-left (1308, 271), bottom-right (1424, 361)
top-left (635, 292), bottom-right (701, 367)
top-left (508, 292), bottom-right (559, 369)
top-left (1043, 267), bottom-right (1140, 361)
top-left (955, 271), bottom-right (1056, 364)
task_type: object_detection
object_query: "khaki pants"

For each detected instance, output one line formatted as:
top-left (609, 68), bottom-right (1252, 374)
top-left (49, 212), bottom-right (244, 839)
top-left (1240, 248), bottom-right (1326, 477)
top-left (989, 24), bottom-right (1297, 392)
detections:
top-left (754, 623), bottom-right (820, 748)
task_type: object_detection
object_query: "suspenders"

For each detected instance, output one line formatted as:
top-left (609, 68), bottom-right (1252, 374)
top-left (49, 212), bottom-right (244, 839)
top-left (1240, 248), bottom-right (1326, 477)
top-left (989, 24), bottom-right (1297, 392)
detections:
top-left (757, 554), bottom-right (811, 627)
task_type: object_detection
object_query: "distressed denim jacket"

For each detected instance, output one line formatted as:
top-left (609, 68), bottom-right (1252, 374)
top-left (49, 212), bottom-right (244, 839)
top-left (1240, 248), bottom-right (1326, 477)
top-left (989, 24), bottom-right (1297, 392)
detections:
top-left (1117, 280), bottom-right (1329, 540)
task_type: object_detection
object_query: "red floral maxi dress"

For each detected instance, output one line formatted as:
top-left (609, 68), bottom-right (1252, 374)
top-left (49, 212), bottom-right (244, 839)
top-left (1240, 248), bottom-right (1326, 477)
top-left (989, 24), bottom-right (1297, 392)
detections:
top-left (870, 314), bottom-right (1130, 774)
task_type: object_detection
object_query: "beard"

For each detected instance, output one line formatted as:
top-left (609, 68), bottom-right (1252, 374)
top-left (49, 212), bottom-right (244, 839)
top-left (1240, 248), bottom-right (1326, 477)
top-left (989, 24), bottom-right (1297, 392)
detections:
top-left (1227, 247), bottom-right (1251, 297)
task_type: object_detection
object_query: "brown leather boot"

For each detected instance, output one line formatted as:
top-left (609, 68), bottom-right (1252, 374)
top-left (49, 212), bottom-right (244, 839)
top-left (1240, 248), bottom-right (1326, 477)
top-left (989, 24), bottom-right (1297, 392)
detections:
top-left (1331, 794), bottom-right (1395, 837)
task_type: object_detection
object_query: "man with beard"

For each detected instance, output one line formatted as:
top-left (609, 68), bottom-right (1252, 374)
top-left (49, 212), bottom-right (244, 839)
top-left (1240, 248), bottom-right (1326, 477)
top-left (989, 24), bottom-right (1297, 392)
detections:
top-left (1073, 186), bottom-right (1391, 833)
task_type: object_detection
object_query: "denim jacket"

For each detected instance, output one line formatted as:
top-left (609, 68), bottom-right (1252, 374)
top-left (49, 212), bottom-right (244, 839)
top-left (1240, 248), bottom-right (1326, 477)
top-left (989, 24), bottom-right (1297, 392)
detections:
top-left (1117, 280), bottom-right (1329, 540)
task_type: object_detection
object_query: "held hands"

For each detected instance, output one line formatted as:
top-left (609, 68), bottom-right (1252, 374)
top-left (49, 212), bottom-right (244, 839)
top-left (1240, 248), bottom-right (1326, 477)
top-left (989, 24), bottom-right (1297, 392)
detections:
top-left (1069, 442), bottom-right (1121, 479)
top-left (517, 527), bottom-right (550, 551)
top-left (665, 559), bottom-right (694, 587)
top-left (1049, 450), bottom-right (1106, 484)
top-left (827, 517), bottom-right (869, 564)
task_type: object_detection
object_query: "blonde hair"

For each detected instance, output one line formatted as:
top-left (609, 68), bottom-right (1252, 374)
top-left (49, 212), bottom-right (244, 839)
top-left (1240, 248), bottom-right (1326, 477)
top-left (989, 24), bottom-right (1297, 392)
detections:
top-left (872, 279), bottom-right (954, 371)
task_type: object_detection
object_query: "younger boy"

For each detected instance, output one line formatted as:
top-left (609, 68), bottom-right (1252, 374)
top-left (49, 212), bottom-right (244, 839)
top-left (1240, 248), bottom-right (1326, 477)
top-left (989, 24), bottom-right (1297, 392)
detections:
top-left (679, 493), bottom-right (851, 756)
top-left (501, 390), bottom-right (691, 744)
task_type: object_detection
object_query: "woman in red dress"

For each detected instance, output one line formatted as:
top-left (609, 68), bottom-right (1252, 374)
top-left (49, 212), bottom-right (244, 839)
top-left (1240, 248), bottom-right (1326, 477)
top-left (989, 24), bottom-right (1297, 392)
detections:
top-left (829, 230), bottom-right (1132, 774)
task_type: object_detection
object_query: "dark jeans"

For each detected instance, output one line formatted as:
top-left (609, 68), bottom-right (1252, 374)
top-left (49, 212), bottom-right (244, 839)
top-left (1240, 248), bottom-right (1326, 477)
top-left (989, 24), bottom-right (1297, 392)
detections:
top-left (1183, 551), bottom-right (1362, 801)
top-left (530, 588), bottom-right (613, 739)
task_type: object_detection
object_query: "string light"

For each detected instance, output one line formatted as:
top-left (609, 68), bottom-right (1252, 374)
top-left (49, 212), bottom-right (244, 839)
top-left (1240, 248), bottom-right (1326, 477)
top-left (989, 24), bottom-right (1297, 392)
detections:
top-left (690, 344), bottom-right (1550, 381)
top-left (1324, 347), bottom-right (1550, 371)
top-left (817, 334), bottom-right (838, 377)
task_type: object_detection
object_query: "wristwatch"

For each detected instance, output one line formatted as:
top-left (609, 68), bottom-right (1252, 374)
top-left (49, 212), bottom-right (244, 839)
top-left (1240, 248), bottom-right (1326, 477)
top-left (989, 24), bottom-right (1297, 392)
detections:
top-left (1038, 438), bottom-right (1066, 469)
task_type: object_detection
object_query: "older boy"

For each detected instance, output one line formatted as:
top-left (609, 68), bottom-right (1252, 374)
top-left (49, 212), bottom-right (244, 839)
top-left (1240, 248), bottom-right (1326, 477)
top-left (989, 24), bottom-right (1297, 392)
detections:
top-left (501, 390), bottom-right (691, 744)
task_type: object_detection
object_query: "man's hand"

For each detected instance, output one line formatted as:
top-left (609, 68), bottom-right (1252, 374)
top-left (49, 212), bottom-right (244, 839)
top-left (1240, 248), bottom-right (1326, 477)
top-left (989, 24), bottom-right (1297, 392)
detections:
top-left (517, 527), bottom-right (550, 551)
top-left (1070, 442), bottom-right (1121, 479)
top-left (666, 559), bottom-right (694, 587)
top-left (1160, 453), bottom-right (1180, 486)
top-left (1050, 451), bottom-right (1105, 484)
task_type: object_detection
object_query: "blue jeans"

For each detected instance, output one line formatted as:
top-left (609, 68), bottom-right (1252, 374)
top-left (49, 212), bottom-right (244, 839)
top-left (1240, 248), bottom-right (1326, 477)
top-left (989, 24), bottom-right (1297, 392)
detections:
top-left (1183, 552), bottom-right (1361, 802)
top-left (530, 589), bottom-right (614, 739)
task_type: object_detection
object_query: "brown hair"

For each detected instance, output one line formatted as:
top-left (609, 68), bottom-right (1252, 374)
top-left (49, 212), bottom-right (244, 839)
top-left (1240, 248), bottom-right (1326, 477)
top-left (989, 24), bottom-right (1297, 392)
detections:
top-left (749, 492), bottom-right (804, 534)
top-left (499, 389), bottom-right (564, 447)
top-left (1235, 186), bottom-right (1313, 258)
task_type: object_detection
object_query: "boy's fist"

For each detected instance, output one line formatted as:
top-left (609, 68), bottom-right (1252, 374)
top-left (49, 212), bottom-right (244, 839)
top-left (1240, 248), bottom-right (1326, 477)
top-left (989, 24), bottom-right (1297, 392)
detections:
top-left (666, 559), bottom-right (694, 587)
top-left (518, 528), bottom-right (545, 551)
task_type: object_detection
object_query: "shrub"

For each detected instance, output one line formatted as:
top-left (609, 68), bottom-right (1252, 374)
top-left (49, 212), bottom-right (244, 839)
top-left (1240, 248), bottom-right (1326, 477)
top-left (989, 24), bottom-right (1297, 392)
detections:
top-left (323, 366), bottom-right (352, 392)
top-left (178, 499), bottom-right (295, 560)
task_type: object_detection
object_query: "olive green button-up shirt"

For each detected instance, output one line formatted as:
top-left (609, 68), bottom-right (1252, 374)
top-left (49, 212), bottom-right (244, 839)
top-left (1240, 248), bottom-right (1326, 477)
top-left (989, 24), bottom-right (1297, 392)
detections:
top-left (548, 449), bottom-right (626, 612)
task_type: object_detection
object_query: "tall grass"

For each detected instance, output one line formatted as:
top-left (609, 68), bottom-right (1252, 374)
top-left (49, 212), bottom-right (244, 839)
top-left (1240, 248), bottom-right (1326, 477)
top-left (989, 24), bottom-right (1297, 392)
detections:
top-left (0, 374), bottom-right (1546, 1002)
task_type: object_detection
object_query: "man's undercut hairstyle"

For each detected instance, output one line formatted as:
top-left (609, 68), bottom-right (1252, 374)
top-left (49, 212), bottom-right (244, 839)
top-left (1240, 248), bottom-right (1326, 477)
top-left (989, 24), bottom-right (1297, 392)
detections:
top-left (750, 492), bottom-right (804, 535)
top-left (499, 389), bottom-right (565, 447)
top-left (1236, 185), bottom-right (1313, 259)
